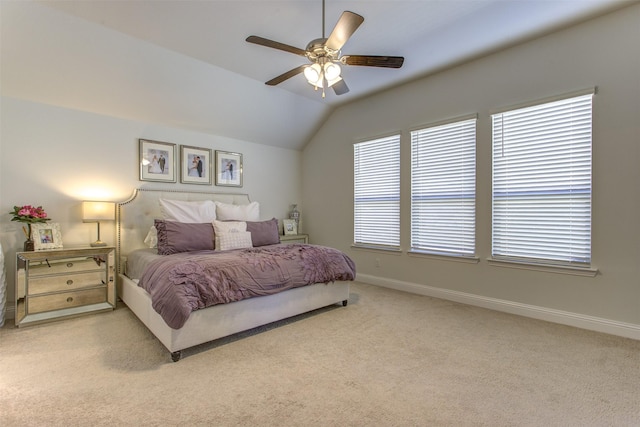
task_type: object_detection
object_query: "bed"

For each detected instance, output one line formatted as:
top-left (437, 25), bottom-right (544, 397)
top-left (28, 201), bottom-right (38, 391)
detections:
top-left (116, 188), bottom-right (353, 361)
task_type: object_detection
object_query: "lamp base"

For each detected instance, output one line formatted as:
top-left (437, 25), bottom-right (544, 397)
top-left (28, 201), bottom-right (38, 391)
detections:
top-left (90, 240), bottom-right (108, 247)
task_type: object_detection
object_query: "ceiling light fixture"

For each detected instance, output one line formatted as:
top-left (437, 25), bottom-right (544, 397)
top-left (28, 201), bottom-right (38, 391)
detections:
top-left (246, 0), bottom-right (403, 98)
top-left (304, 58), bottom-right (343, 97)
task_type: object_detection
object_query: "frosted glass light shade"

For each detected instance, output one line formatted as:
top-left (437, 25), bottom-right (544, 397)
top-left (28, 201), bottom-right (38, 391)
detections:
top-left (324, 62), bottom-right (341, 81)
top-left (304, 63), bottom-right (322, 84)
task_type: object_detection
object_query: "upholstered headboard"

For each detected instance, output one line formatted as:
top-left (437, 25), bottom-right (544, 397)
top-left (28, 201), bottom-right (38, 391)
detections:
top-left (116, 188), bottom-right (251, 272)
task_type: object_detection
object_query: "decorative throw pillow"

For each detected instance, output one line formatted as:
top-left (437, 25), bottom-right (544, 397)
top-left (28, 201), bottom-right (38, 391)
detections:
top-left (246, 218), bottom-right (280, 247)
top-left (212, 220), bottom-right (247, 250)
top-left (214, 201), bottom-right (260, 221)
top-left (217, 231), bottom-right (253, 251)
top-left (155, 219), bottom-right (215, 255)
top-left (159, 199), bottom-right (217, 223)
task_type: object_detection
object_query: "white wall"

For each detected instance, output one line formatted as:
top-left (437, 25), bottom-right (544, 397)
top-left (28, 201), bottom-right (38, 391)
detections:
top-left (0, 97), bottom-right (302, 317)
top-left (302, 4), bottom-right (640, 334)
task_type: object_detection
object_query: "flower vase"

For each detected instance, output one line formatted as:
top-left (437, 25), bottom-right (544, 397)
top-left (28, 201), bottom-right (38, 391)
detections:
top-left (23, 224), bottom-right (34, 251)
top-left (23, 239), bottom-right (34, 252)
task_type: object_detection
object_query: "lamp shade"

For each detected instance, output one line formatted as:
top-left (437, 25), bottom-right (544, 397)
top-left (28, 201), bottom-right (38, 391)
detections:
top-left (82, 201), bottom-right (115, 221)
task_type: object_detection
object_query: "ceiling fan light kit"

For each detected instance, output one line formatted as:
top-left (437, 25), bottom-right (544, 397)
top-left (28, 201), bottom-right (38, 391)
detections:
top-left (246, 0), bottom-right (404, 98)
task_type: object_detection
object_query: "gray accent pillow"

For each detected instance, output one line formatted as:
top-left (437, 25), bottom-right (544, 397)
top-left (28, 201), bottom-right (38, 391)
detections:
top-left (155, 219), bottom-right (215, 255)
top-left (246, 218), bottom-right (280, 247)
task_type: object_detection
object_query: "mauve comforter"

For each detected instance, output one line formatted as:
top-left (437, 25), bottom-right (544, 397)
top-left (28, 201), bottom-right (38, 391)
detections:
top-left (138, 244), bottom-right (356, 329)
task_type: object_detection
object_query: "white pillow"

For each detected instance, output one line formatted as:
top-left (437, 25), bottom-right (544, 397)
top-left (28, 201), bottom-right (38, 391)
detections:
top-left (215, 201), bottom-right (259, 221)
top-left (217, 231), bottom-right (253, 251)
top-left (159, 199), bottom-right (216, 223)
top-left (143, 226), bottom-right (158, 248)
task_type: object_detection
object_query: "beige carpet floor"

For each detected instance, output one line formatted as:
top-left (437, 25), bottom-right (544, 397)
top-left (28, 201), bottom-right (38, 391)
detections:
top-left (1, 282), bottom-right (639, 426)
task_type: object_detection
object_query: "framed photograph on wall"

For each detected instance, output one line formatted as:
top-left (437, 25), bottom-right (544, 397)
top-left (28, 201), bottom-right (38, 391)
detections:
top-left (32, 223), bottom-right (63, 250)
top-left (215, 150), bottom-right (243, 187)
top-left (139, 139), bottom-right (177, 182)
top-left (180, 145), bottom-right (212, 185)
top-left (283, 219), bottom-right (298, 235)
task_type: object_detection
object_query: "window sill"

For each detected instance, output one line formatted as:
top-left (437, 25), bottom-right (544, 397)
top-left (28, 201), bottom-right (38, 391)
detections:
top-left (487, 257), bottom-right (598, 277)
top-left (351, 244), bottom-right (402, 254)
top-left (408, 250), bottom-right (479, 264)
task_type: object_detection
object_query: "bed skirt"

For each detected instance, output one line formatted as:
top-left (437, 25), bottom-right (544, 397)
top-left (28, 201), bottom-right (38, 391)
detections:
top-left (118, 274), bottom-right (350, 359)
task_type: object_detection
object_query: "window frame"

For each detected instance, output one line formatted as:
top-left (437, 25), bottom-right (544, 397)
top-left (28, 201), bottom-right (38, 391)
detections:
top-left (490, 89), bottom-right (596, 272)
top-left (409, 116), bottom-right (477, 258)
top-left (353, 134), bottom-right (402, 251)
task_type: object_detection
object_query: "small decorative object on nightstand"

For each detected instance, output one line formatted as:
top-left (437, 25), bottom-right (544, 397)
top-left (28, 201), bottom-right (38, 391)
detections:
top-left (15, 246), bottom-right (116, 327)
top-left (289, 204), bottom-right (300, 227)
top-left (82, 201), bottom-right (115, 247)
top-left (280, 234), bottom-right (309, 244)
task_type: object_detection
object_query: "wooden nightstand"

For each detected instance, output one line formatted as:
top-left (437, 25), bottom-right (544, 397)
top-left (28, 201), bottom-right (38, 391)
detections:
top-left (280, 234), bottom-right (309, 244)
top-left (15, 246), bottom-right (116, 327)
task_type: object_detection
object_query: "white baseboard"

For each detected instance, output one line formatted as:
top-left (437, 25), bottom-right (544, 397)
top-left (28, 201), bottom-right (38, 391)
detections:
top-left (2, 305), bottom-right (15, 325)
top-left (356, 274), bottom-right (640, 341)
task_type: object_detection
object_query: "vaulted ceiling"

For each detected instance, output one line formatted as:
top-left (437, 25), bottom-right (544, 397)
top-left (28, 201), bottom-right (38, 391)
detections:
top-left (1, 0), bottom-right (633, 150)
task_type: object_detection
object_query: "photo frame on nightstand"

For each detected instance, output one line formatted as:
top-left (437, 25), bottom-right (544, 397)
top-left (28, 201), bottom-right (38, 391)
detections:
top-left (32, 223), bottom-right (63, 250)
top-left (283, 219), bottom-right (298, 235)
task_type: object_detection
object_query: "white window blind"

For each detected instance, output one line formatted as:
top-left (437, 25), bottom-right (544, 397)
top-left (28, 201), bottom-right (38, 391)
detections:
top-left (492, 93), bottom-right (593, 265)
top-left (410, 118), bottom-right (476, 256)
top-left (354, 135), bottom-right (401, 249)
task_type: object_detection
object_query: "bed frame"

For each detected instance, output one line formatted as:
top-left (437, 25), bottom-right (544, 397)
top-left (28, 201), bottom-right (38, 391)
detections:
top-left (116, 188), bottom-right (350, 361)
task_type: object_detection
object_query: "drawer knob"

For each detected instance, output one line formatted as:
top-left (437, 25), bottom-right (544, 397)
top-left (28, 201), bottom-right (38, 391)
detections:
top-left (66, 280), bottom-right (74, 286)
top-left (66, 262), bottom-right (74, 268)
top-left (66, 297), bottom-right (74, 303)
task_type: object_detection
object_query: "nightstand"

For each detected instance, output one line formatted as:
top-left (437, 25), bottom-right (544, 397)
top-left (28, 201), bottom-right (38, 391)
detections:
top-left (15, 246), bottom-right (116, 327)
top-left (280, 234), bottom-right (309, 244)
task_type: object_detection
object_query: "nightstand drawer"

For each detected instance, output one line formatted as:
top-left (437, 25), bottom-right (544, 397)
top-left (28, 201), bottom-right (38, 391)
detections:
top-left (280, 234), bottom-right (309, 244)
top-left (28, 271), bottom-right (106, 295)
top-left (28, 258), bottom-right (102, 276)
top-left (28, 287), bottom-right (107, 314)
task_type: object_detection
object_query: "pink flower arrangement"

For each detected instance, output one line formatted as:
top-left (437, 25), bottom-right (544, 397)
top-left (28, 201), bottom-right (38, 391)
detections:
top-left (9, 205), bottom-right (51, 224)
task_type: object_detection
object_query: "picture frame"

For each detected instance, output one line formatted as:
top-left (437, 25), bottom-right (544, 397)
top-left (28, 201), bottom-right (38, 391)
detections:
top-left (215, 150), bottom-right (243, 187)
top-left (32, 223), bottom-right (63, 250)
top-left (180, 145), bottom-right (212, 185)
top-left (139, 139), bottom-right (177, 182)
top-left (283, 219), bottom-right (298, 235)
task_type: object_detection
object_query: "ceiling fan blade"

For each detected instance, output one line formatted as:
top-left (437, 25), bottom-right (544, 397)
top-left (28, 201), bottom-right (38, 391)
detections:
top-left (332, 79), bottom-right (349, 96)
top-left (246, 35), bottom-right (307, 57)
top-left (325, 11), bottom-right (364, 51)
top-left (343, 55), bottom-right (404, 68)
top-left (265, 65), bottom-right (307, 86)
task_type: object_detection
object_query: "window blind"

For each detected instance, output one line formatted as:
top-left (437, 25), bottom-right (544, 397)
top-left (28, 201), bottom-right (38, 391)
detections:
top-left (410, 118), bottom-right (476, 256)
top-left (354, 135), bottom-right (401, 249)
top-left (492, 93), bottom-right (593, 265)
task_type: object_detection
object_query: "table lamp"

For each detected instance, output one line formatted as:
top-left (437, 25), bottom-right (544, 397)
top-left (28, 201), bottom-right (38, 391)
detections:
top-left (82, 201), bottom-right (115, 247)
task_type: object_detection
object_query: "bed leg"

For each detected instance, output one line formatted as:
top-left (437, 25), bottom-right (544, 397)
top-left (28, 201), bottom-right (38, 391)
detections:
top-left (342, 299), bottom-right (348, 307)
top-left (170, 351), bottom-right (182, 362)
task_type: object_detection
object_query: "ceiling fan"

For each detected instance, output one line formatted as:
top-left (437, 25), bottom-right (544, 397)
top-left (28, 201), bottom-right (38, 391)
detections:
top-left (246, 0), bottom-right (404, 98)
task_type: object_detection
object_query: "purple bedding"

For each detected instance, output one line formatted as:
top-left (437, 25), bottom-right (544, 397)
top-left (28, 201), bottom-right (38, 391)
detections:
top-left (138, 244), bottom-right (356, 329)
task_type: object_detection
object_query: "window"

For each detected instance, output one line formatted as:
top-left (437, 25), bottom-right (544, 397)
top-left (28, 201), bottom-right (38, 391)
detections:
top-left (491, 92), bottom-right (593, 265)
top-left (410, 118), bottom-right (476, 257)
top-left (354, 135), bottom-right (401, 249)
